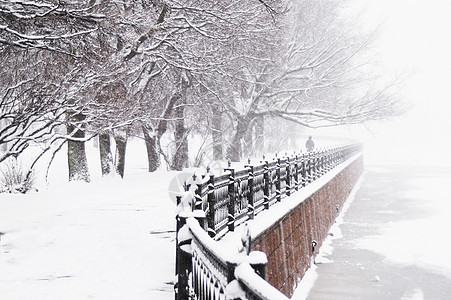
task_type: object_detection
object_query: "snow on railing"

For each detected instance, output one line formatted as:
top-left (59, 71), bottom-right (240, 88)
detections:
top-left (186, 144), bottom-right (362, 240)
top-left (176, 213), bottom-right (289, 300)
top-left (175, 144), bottom-right (363, 299)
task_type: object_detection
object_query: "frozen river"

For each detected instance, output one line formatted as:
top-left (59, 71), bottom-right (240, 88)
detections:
top-left (303, 164), bottom-right (451, 299)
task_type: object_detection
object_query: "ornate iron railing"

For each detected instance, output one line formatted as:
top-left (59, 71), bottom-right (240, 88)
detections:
top-left (177, 215), bottom-right (288, 300)
top-left (175, 143), bottom-right (363, 300)
top-left (188, 144), bottom-right (362, 240)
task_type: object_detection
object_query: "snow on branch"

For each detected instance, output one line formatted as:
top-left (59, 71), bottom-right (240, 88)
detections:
top-left (0, 0), bottom-right (104, 54)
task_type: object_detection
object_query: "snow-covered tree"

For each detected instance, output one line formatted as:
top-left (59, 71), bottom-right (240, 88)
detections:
top-left (1, 0), bottom-right (407, 185)
top-left (121, 0), bottom-right (285, 169)
top-left (220, 0), bottom-right (406, 161)
top-left (0, 0), bottom-right (104, 54)
top-left (0, 0), bottom-right (106, 182)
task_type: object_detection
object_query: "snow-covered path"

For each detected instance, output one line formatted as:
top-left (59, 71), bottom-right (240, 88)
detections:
top-left (0, 171), bottom-right (176, 300)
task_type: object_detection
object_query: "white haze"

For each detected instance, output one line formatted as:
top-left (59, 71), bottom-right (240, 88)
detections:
top-left (304, 0), bottom-right (451, 166)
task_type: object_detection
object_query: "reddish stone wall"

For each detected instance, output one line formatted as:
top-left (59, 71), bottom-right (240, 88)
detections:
top-left (251, 156), bottom-right (364, 297)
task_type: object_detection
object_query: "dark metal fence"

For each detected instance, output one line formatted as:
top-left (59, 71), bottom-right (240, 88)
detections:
top-left (177, 215), bottom-right (287, 300)
top-left (175, 143), bottom-right (363, 300)
top-left (190, 144), bottom-right (362, 240)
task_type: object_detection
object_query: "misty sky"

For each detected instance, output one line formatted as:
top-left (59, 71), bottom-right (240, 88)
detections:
top-left (343, 0), bottom-right (451, 164)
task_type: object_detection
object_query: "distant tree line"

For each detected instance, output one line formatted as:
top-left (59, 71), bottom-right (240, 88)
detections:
top-left (0, 0), bottom-right (405, 185)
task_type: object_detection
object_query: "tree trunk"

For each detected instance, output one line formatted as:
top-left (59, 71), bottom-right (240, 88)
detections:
top-left (226, 118), bottom-right (248, 162)
top-left (243, 124), bottom-right (254, 159)
top-left (142, 125), bottom-right (160, 172)
top-left (67, 113), bottom-right (90, 182)
top-left (226, 133), bottom-right (242, 162)
top-left (171, 74), bottom-right (189, 171)
top-left (212, 108), bottom-right (223, 161)
top-left (172, 98), bottom-right (189, 171)
top-left (99, 133), bottom-right (113, 176)
top-left (254, 116), bottom-right (264, 157)
top-left (114, 131), bottom-right (127, 178)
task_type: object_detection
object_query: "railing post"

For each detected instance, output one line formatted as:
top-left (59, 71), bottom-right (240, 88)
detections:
top-left (175, 195), bottom-right (182, 300)
top-left (175, 202), bottom-right (207, 300)
top-left (312, 152), bottom-right (317, 180)
top-left (175, 215), bottom-right (191, 300)
top-left (294, 155), bottom-right (299, 191)
top-left (286, 156), bottom-right (291, 196)
top-left (276, 158), bottom-right (281, 202)
top-left (331, 147), bottom-right (335, 167)
top-left (263, 161), bottom-right (270, 209)
top-left (319, 151), bottom-right (324, 176)
top-left (320, 151), bottom-right (323, 174)
top-left (227, 169), bottom-right (236, 232)
top-left (315, 152), bottom-right (320, 179)
top-left (207, 174), bottom-right (216, 238)
top-left (326, 149), bottom-right (331, 171)
top-left (193, 175), bottom-right (203, 211)
top-left (324, 149), bottom-right (328, 170)
top-left (324, 149), bottom-right (328, 171)
top-left (317, 151), bottom-right (321, 176)
top-left (247, 165), bottom-right (255, 219)
top-left (301, 153), bottom-right (306, 187)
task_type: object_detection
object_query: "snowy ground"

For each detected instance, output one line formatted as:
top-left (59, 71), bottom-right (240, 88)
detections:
top-left (0, 140), bottom-right (177, 300)
top-left (0, 172), bottom-right (177, 300)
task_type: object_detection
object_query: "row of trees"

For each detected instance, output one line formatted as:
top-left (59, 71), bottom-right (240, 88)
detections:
top-left (0, 0), bottom-right (404, 187)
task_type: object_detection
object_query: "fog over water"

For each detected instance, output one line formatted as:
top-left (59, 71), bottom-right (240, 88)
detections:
top-left (362, 0), bottom-right (451, 165)
top-left (308, 0), bottom-right (451, 166)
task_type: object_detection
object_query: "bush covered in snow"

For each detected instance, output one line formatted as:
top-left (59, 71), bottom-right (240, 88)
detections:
top-left (0, 158), bottom-right (36, 193)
